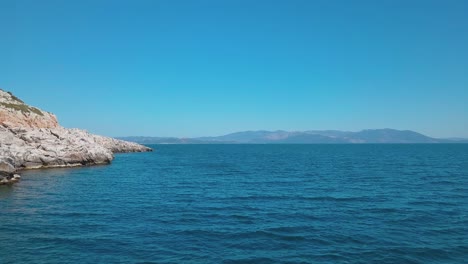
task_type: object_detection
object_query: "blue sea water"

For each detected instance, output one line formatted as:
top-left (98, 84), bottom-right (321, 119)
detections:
top-left (1, 144), bottom-right (468, 263)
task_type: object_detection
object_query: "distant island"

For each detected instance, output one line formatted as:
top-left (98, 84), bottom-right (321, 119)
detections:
top-left (119, 130), bottom-right (468, 144)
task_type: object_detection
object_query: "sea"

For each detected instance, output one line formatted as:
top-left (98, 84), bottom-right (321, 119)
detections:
top-left (1, 144), bottom-right (467, 263)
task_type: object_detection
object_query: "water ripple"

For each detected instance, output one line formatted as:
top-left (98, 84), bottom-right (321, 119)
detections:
top-left (1, 144), bottom-right (468, 263)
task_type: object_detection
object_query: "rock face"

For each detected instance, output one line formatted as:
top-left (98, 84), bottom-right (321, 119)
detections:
top-left (0, 90), bottom-right (59, 129)
top-left (0, 89), bottom-right (152, 184)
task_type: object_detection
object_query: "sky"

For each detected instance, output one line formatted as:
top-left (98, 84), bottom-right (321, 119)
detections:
top-left (1, 0), bottom-right (467, 138)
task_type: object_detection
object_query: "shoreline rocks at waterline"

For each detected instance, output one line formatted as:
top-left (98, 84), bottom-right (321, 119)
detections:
top-left (0, 89), bottom-right (152, 184)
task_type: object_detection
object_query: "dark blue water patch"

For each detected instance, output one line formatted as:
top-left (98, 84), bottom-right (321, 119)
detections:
top-left (1, 144), bottom-right (468, 263)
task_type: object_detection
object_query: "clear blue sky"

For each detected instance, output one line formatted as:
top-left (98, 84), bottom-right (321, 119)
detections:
top-left (1, 0), bottom-right (467, 138)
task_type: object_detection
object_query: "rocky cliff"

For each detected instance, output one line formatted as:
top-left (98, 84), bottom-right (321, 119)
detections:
top-left (0, 89), bottom-right (152, 184)
top-left (0, 90), bottom-right (59, 129)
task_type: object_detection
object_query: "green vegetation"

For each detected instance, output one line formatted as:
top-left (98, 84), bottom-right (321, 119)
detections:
top-left (29, 107), bottom-right (43, 115)
top-left (6, 91), bottom-right (24, 103)
top-left (0, 90), bottom-right (43, 116)
top-left (0, 102), bottom-right (44, 116)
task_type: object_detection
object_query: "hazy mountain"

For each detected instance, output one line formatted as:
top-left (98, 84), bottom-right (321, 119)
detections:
top-left (118, 129), bottom-right (468, 144)
top-left (116, 136), bottom-right (224, 144)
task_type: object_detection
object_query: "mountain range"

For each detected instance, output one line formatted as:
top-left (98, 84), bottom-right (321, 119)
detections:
top-left (118, 129), bottom-right (468, 144)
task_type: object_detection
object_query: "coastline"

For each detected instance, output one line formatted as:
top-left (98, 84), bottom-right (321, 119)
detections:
top-left (0, 89), bottom-right (152, 185)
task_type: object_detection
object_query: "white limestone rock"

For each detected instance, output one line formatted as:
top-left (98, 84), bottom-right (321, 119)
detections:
top-left (0, 88), bottom-right (152, 182)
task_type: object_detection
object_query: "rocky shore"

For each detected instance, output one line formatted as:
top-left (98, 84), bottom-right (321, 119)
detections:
top-left (0, 89), bottom-right (152, 185)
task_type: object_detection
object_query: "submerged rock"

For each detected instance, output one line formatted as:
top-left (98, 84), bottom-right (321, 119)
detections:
top-left (0, 88), bottom-right (152, 182)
